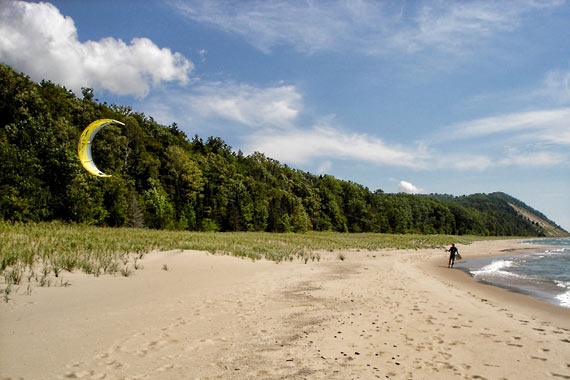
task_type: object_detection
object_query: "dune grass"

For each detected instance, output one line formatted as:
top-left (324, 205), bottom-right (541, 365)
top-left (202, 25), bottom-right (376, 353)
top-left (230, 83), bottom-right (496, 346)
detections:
top-left (1, 221), bottom-right (503, 294)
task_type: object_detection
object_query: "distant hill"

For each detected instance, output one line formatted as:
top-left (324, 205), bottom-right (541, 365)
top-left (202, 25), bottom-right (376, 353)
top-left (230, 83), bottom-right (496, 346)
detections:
top-left (1, 64), bottom-right (567, 237)
top-left (491, 192), bottom-right (568, 237)
top-left (428, 193), bottom-right (568, 237)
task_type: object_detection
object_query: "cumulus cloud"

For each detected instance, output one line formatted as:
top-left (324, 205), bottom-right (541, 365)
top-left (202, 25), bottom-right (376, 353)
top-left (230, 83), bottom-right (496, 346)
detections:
top-left (0, 1), bottom-right (192, 97)
top-left (398, 180), bottom-right (423, 194)
top-left (169, 0), bottom-right (562, 57)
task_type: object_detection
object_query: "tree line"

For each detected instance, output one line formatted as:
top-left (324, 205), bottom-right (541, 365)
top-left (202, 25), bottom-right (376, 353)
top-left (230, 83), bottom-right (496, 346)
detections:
top-left (0, 64), bottom-right (560, 236)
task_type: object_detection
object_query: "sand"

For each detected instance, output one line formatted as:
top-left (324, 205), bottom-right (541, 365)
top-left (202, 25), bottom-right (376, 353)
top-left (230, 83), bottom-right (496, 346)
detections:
top-left (1, 240), bottom-right (569, 380)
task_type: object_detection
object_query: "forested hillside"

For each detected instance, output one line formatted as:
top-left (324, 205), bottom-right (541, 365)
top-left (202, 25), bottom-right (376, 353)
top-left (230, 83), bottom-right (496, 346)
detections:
top-left (1, 64), bottom-right (566, 236)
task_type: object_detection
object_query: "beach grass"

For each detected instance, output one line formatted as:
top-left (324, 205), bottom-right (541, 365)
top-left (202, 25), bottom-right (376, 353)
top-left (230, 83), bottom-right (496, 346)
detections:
top-left (0, 221), bottom-right (504, 283)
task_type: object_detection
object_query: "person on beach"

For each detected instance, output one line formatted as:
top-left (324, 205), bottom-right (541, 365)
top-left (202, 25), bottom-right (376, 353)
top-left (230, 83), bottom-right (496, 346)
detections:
top-left (446, 244), bottom-right (459, 268)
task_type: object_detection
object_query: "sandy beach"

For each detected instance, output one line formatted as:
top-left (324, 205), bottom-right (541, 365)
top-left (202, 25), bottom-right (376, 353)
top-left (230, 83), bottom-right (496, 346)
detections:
top-left (1, 240), bottom-right (569, 380)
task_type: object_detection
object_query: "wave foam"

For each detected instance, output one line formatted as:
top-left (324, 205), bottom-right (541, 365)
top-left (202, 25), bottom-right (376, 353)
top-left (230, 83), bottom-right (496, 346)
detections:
top-left (543, 248), bottom-right (568, 255)
top-left (555, 290), bottom-right (570, 308)
top-left (472, 260), bottom-right (521, 278)
top-left (555, 280), bottom-right (570, 289)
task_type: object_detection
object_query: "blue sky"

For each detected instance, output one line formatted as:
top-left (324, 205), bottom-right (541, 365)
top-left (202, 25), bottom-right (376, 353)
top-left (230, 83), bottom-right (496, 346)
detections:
top-left (1, 0), bottom-right (569, 230)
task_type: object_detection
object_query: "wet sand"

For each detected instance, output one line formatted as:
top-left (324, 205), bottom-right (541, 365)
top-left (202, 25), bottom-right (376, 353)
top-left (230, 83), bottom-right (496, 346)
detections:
top-left (1, 240), bottom-right (569, 379)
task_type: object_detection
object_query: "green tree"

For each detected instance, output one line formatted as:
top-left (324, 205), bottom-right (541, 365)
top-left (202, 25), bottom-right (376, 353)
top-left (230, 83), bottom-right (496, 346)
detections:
top-left (165, 146), bottom-right (204, 229)
top-left (102, 176), bottom-right (130, 227)
top-left (66, 175), bottom-right (107, 224)
top-left (143, 179), bottom-right (175, 229)
top-left (290, 197), bottom-right (311, 232)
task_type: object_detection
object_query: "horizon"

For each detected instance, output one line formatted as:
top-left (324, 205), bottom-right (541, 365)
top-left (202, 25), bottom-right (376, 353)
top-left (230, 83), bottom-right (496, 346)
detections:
top-left (0, 1), bottom-right (568, 230)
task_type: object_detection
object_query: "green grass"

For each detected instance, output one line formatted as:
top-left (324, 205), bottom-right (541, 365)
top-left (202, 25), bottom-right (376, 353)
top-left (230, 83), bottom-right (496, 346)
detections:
top-left (0, 221), bottom-right (505, 281)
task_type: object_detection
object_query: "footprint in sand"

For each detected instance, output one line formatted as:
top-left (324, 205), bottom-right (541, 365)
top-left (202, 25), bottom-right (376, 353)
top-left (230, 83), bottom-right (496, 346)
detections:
top-left (550, 373), bottom-right (570, 380)
top-left (63, 370), bottom-right (95, 378)
top-left (156, 363), bottom-right (175, 372)
top-left (104, 359), bottom-right (123, 370)
top-left (439, 351), bottom-right (452, 360)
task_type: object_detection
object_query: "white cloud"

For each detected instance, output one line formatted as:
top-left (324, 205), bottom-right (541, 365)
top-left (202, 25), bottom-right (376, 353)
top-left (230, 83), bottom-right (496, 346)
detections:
top-left (142, 77), bottom-right (569, 172)
top-left (243, 126), bottom-right (429, 168)
top-left (458, 66), bottom-right (570, 112)
top-left (0, 1), bottom-right (192, 97)
top-left (141, 82), bottom-right (301, 130)
top-left (170, 0), bottom-right (349, 54)
top-left (430, 65), bottom-right (570, 172)
top-left (431, 142), bottom-right (568, 171)
top-left (169, 0), bottom-right (562, 57)
top-left (140, 81), bottom-right (428, 169)
top-left (140, 76), bottom-right (569, 172)
top-left (398, 180), bottom-right (423, 194)
top-left (499, 150), bottom-right (568, 167)
top-left (445, 155), bottom-right (494, 171)
top-left (441, 108), bottom-right (570, 145)
top-left (186, 82), bottom-right (301, 128)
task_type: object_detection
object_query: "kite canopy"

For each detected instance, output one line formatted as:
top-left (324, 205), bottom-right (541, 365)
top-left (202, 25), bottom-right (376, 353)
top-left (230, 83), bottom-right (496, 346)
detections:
top-left (77, 119), bottom-right (125, 177)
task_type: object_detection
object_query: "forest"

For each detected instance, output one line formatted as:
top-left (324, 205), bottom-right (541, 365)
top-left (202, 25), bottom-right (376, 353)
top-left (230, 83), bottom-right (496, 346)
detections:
top-left (1, 64), bottom-right (565, 236)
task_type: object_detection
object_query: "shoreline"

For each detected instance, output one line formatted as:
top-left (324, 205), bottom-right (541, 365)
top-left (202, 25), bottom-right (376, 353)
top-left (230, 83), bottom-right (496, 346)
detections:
top-left (421, 240), bottom-right (570, 329)
top-left (2, 240), bottom-right (570, 379)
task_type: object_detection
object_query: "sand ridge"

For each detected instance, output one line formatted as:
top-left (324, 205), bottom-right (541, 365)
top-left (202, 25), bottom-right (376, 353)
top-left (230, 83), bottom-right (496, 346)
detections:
top-left (1, 241), bottom-right (569, 379)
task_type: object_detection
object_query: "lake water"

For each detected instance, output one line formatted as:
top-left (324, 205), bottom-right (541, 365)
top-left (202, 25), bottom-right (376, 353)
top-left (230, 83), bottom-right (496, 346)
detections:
top-left (454, 238), bottom-right (570, 308)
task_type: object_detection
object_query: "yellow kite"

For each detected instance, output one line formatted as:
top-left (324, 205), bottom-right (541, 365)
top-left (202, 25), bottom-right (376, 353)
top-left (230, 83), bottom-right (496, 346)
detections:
top-left (77, 119), bottom-right (125, 177)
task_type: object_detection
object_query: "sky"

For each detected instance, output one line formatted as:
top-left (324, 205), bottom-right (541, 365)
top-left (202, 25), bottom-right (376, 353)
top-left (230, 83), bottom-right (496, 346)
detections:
top-left (1, 0), bottom-right (569, 230)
